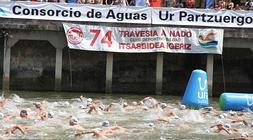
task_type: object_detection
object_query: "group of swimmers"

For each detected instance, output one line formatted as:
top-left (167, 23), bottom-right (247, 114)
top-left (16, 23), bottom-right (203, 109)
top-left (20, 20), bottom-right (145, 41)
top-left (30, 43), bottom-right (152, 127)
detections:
top-left (0, 94), bottom-right (253, 140)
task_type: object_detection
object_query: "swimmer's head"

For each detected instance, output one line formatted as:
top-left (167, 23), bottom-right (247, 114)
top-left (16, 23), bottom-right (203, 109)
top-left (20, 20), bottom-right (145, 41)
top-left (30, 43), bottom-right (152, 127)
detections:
top-left (101, 120), bottom-right (110, 127)
top-left (20, 110), bottom-right (28, 118)
top-left (132, 101), bottom-right (137, 106)
top-left (0, 112), bottom-right (4, 119)
top-left (174, 115), bottom-right (180, 120)
top-left (69, 117), bottom-right (78, 126)
top-left (222, 113), bottom-right (228, 117)
top-left (143, 106), bottom-right (149, 111)
top-left (87, 98), bottom-right (92, 103)
top-left (41, 112), bottom-right (47, 120)
top-left (224, 123), bottom-right (231, 128)
top-left (179, 105), bottom-right (186, 110)
top-left (99, 104), bottom-right (105, 110)
top-left (218, 114), bottom-right (224, 119)
top-left (123, 102), bottom-right (128, 108)
top-left (241, 132), bottom-right (249, 137)
top-left (48, 112), bottom-right (54, 119)
top-left (87, 98), bottom-right (93, 106)
top-left (138, 101), bottom-right (144, 105)
top-left (204, 106), bottom-right (213, 111)
top-left (216, 120), bottom-right (223, 125)
top-left (229, 111), bottom-right (236, 116)
top-left (160, 103), bottom-right (167, 109)
top-left (79, 105), bottom-right (86, 109)
top-left (147, 122), bottom-right (154, 127)
top-left (34, 102), bottom-right (41, 109)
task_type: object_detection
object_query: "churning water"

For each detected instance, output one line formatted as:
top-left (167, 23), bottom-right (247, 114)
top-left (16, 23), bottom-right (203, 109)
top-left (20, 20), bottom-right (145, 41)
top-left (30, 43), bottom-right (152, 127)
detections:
top-left (0, 91), bottom-right (252, 140)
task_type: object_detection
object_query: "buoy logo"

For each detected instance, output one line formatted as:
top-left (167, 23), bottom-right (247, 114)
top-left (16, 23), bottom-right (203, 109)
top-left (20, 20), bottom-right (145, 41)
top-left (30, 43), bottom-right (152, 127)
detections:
top-left (198, 77), bottom-right (207, 91)
top-left (246, 95), bottom-right (253, 106)
top-left (67, 27), bottom-right (83, 45)
top-left (198, 30), bottom-right (218, 49)
top-left (197, 77), bottom-right (208, 100)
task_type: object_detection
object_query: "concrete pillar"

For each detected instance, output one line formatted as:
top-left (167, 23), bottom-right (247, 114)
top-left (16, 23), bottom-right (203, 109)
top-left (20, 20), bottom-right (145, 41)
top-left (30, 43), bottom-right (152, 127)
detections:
top-left (250, 48), bottom-right (253, 52)
top-left (106, 53), bottom-right (113, 93)
top-left (206, 55), bottom-right (214, 97)
top-left (2, 36), bottom-right (18, 91)
top-left (156, 53), bottom-right (163, 95)
top-left (55, 48), bottom-right (63, 91)
top-left (2, 36), bottom-right (10, 90)
top-left (48, 33), bottom-right (66, 92)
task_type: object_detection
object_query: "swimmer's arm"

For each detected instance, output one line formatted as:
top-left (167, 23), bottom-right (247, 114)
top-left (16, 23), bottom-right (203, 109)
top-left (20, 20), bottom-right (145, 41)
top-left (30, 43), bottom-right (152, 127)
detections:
top-left (75, 130), bottom-right (110, 140)
top-left (213, 110), bottom-right (221, 116)
top-left (222, 127), bottom-right (231, 135)
top-left (201, 111), bottom-right (209, 115)
top-left (92, 130), bottom-right (111, 140)
top-left (4, 114), bottom-right (16, 121)
top-left (75, 130), bottom-right (94, 137)
top-left (87, 105), bottom-right (98, 114)
top-left (104, 104), bottom-right (113, 112)
top-left (92, 99), bottom-right (102, 104)
top-left (231, 119), bottom-right (248, 126)
top-left (229, 128), bottom-right (239, 132)
top-left (72, 125), bottom-right (85, 131)
top-left (8, 125), bottom-right (26, 135)
top-left (242, 120), bottom-right (248, 126)
top-left (157, 117), bottom-right (169, 122)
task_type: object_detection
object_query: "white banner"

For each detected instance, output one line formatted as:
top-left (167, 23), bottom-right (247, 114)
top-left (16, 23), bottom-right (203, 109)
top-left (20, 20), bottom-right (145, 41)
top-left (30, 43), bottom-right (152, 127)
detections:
top-left (0, 2), bottom-right (253, 28)
top-left (152, 8), bottom-right (253, 28)
top-left (63, 23), bottom-right (224, 54)
top-left (0, 2), bottom-right (151, 24)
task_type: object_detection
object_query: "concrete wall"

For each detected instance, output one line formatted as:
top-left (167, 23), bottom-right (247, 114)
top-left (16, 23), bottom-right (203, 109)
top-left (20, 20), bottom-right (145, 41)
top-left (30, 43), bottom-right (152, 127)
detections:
top-left (62, 49), bottom-right (106, 92)
top-left (0, 19), bottom-right (252, 96)
top-left (10, 40), bottom-right (55, 91)
top-left (112, 53), bottom-right (156, 94)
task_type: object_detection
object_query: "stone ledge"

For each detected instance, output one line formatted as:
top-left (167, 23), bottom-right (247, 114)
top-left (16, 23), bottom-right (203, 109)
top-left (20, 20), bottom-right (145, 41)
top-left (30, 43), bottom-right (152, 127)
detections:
top-left (1, 18), bottom-right (253, 39)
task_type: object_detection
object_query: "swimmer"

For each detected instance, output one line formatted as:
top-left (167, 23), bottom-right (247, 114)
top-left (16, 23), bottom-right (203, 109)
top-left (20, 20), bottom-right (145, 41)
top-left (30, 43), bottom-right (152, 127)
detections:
top-left (141, 97), bottom-right (159, 108)
top-left (156, 111), bottom-right (178, 122)
top-left (5, 124), bottom-right (39, 136)
top-left (210, 121), bottom-right (238, 135)
top-left (228, 112), bottom-right (248, 126)
top-left (121, 101), bottom-right (143, 111)
top-left (201, 106), bottom-right (220, 116)
top-left (75, 129), bottom-right (111, 140)
top-left (3, 109), bottom-right (29, 121)
top-left (80, 97), bottom-right (104, 114)
top-left (6, 125), bottom-right (28, 135)
top-left (103, 103), bottom-right (117, 112)
top-left (34, 101), bottom-right (48, 120)
top-left (68, 117), bottom-right (85, 131)
top-left (0, 98), bottom-right (6, 109)
top-left (87, 102), bottom-right (99, 114)
top-left (76, 124), bottom-right (127, 139)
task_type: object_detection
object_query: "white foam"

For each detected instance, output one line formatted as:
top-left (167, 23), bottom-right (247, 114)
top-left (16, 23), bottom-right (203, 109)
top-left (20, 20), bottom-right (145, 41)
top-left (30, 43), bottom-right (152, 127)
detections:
top-left (181, 110), bottom-right (205, 123)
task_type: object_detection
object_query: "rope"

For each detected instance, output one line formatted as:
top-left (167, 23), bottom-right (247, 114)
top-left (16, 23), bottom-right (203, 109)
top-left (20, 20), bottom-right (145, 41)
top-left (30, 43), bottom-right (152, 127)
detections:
top-left (68, 48), bottom-right (73, 88)
top-left (221, 55), bottom-right (226, 92)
